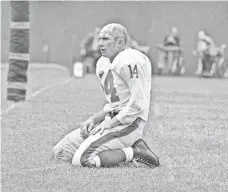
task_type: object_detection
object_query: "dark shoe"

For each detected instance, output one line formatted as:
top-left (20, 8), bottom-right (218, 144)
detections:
top-left (132, 139), bottom-right (160, 167)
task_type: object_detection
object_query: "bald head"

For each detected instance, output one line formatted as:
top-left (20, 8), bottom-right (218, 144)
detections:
top-left (98, 23), bottom-right (129, 59)
top-left (99, 23), bottom-right (128, 44)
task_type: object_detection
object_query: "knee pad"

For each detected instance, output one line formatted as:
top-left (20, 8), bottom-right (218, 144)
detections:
top-left (92, 155), bottom-right (101, 168)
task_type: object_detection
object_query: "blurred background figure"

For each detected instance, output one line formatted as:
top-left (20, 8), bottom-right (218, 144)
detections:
top-left (194, 30), bottom-right (215, 76)
top-left (163, 27), bottom-right (180, 47)
top-left (128, 36), bottom-right (155, 74)
top-left (79, 27), bottom-right (101, 73)
top-left (193, 30), bottom-right (227, 77)
top-left (75, 29), bottom-right (155, 76)
top-left (128, 36), bottom-right (150, 54)
top-left (157, 27), bottom-right (185, 75)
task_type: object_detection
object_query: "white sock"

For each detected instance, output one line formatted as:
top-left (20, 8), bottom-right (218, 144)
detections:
top-left (92, 155), bottom-right (101, 168)
top-left (121, 147), bottom-right (134, 162)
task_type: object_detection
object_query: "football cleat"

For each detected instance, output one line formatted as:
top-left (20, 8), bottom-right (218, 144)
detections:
top-left (132, 139), bottom-right (160, 167)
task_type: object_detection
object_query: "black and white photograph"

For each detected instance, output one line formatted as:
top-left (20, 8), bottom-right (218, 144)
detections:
top-left (1, 1), bottom-right (228, 191)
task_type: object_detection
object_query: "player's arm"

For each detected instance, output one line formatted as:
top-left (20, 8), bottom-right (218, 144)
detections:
top-left (115, 63), bottom-right (147, 125)
top-left (89, 109), bottom-right (106, 123)
top-left (89, 103), bottom-right (123, 135)
top-left (89, 100), bottom-right (126, 126)
top-left (80, 109), bottom-right (108, 138)
top-left (102, 107), bottom-right (122, 128)
top-left (80, 58), bottom-right (108, 136)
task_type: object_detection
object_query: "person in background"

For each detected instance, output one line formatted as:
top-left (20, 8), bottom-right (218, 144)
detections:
top-left (128, 36), bottom-right (154, 74)
top-left (79, 27), bottom-right (101, 73)
top-left (194, 30), bottom-right (216, 75)
top-left (158, 27), bottom-right (184, 74)
top-left (163, 27), bottom-right (180, 47)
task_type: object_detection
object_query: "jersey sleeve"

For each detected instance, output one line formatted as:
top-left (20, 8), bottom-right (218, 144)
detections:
top-left (115, 63), bottom-right (146, 124)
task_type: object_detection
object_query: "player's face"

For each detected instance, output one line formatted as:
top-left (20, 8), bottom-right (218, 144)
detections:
top-left (98, 31), bottom-right (118, 58)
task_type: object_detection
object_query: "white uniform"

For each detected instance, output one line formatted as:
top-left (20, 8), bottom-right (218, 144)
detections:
top-left (53, 48), bottom-right (152, 167)
top-left (96, 47), bottom-right (152, 124)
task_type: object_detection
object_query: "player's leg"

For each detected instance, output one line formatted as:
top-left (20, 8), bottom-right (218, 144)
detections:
top-left (71, 118), bottom-right (142, 167)
top-left (109, 118), bottom-right (160, 168)
top-left (97, 141), bottom-right (160, 168)
top-left (52, 128), bottom-right (84, 162)
top-left (71, 123), bottom-right (127, 167)
top-left (90, 140), bottom-right (160, 168)
top-left (72, 118), bottom-right (159, 168)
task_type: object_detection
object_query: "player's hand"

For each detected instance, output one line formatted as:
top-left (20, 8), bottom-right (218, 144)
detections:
top-left (90, 122), bottom-right (111, 135)
top-left (80, 118), bottom-right (95, 138)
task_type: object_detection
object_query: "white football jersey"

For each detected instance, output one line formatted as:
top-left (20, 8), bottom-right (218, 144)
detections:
top-left (96, 48), bottom-right (152, 124)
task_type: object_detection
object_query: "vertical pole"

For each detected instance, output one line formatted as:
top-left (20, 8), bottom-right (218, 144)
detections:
top-left (7, 1), bottom-right (30, 102)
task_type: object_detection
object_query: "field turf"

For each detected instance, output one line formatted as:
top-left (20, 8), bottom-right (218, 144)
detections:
top-left (1, 64), bottom-right (228, 192)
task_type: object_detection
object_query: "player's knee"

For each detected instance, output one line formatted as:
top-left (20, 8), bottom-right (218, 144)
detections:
top-left (52, 142), bottom-right (75, 162)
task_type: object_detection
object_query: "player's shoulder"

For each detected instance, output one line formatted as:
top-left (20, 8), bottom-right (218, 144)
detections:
top-left (112, 48), bottom-right (148, 72)
top-left (97, 56), bottom-right (110, 66)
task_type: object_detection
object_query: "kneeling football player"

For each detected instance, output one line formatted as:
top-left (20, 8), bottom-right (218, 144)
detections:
top-left (52, 23), bottom-right (159, 168)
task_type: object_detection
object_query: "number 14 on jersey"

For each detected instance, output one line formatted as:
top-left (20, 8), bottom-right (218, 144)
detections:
top-left (128, 64), bottom-right (139, 78)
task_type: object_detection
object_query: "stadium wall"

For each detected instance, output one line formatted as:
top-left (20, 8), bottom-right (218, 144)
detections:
top-left (1, 1), bottom-right (228, 75)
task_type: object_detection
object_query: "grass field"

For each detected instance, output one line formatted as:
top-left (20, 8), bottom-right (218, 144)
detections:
top-left (1, 64), bottom-right (228, 192)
